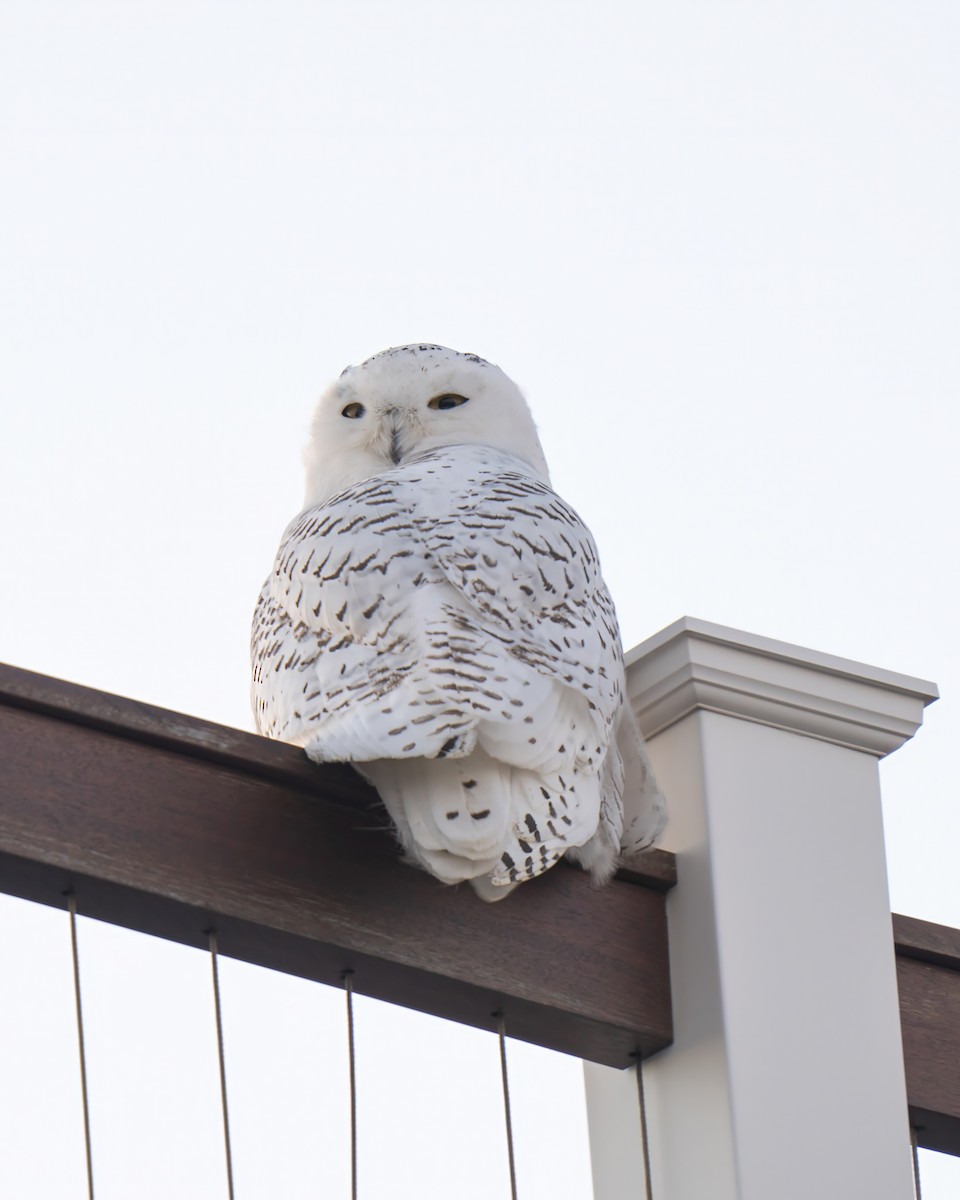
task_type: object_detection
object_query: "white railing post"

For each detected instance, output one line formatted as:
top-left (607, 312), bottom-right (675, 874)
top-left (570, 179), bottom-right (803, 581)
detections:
top-left (585, 617), bottom-right (938, 1200)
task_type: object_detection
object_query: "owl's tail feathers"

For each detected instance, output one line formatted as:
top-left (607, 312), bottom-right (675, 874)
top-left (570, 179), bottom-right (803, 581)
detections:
top-left (487, 764), bottom-right (608, 889)
top-left (359, 753), bottom-right (611, 902)
top-left (616, 704), bottom-right (668, 854)
top-left (358, 752), bottom-right (514, 886)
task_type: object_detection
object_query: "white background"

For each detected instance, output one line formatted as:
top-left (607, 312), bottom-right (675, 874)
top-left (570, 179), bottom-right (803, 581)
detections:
top-left (1, 2), bottom-right (957, 1196)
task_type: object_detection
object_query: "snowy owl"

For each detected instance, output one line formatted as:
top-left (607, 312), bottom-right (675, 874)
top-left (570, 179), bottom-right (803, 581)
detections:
top-left (251, 344), bottom-right (665, 900)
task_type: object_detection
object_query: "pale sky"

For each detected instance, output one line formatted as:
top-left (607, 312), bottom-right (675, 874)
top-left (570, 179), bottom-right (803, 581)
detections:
top-left (1, 2), bottom-right (958, 1196)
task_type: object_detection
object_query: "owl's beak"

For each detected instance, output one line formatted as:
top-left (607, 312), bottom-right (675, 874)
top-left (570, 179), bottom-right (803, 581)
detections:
top-left (383, 407), bottom-right (405, 464)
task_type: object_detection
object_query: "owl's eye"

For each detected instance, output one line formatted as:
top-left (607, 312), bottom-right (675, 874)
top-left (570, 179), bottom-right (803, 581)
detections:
top-left (428, 394), bottom-right (469, 410)
top-left (341, 402), bottom-right (365, 419)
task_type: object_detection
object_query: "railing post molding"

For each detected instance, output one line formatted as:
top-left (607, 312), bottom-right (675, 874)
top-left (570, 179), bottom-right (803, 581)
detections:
top-left (585, 617), bottom-right (938, 1200)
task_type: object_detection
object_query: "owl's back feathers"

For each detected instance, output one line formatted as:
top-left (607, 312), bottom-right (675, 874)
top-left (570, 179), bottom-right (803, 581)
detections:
top-left (251, 348), bottom-right (665, 898)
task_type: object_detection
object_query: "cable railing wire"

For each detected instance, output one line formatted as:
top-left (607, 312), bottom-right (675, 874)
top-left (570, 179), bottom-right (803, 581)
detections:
top-left (631, 1050), bottom-right (654, 1199)
top-left (207, 930), bottom-right (236, 1200)
top-left (66, 892), bottom-right (95, 1200)
top-left (495, 1012), bottom-right (519, 1200)
top-left (342, 969), bottom-right (358, 1200)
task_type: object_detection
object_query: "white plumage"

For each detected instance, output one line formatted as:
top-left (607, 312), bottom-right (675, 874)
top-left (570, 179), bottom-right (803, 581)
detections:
top-left (251, 344), bottom-right (665, 900)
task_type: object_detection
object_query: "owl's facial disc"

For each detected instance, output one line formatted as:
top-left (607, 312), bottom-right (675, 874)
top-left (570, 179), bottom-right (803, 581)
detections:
top-left (303, 344), bottom-right (552, 507)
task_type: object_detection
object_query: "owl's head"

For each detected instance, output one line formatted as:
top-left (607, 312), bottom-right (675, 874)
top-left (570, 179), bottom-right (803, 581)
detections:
top-left (303, 344), bottom-right (551, 506)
